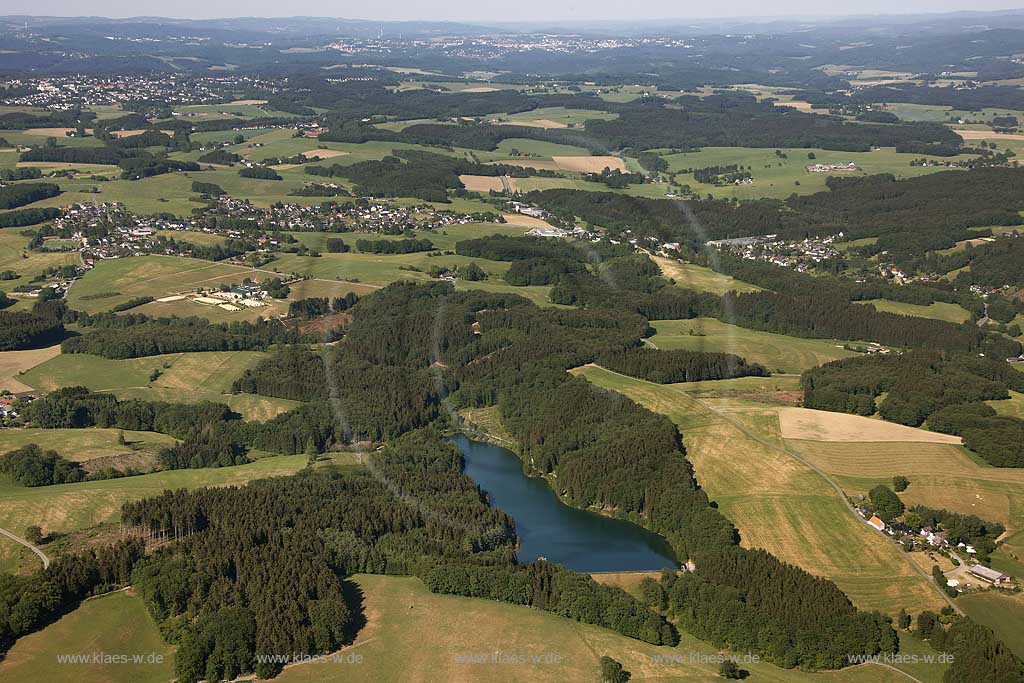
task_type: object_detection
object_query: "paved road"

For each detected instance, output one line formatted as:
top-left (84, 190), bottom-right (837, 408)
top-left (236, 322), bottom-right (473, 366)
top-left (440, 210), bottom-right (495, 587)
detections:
top-left (590, 365), bottom-right (964, 616)
top-left (0, 526), bottom-right (50, 569)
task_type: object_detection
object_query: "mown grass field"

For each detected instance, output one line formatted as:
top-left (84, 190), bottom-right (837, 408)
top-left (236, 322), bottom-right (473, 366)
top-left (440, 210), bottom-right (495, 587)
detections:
top-left (20, 350), bottom-right (298, 421)
top-left (0, 428), bottom-right (175, 462)
top-left (0, 227), bottom-right (80, 286)
top-left (0, 572), bottom-right (940, 683)
top-left (648, 318), bottom-right (858, 373)
top-left (651, 257), bottom-right (761, 295)
top-left (0, 343), bottom-right (62, 392)
top-left (573, 366), bottom-right (947, 615)
top-left (786, 436), bottom-right (1024, 584)
top-left (273, 574), bottom-right (926, 683)
top-left (0, 455), bottom-right (306, 539)
top-left (66, 255), bottom-right (261, 313)
top-left (660, 146), bottom-right (972, 200)
top-left (0, 590), bottom-right (175, 683)
top-left (959, 591), bottom-right (1024, 658)
top-left (854, 299), bottom-right (972, 323)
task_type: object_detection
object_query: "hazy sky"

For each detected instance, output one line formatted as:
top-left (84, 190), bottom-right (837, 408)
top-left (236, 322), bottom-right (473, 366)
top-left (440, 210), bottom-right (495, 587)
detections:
top-left (4, 0), bottom-right (1024, 22)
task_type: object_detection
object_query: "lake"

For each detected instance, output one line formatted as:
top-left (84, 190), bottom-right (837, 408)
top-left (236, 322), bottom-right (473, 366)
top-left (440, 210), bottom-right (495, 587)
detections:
top-left (450, 434), bottom-right (677, 573)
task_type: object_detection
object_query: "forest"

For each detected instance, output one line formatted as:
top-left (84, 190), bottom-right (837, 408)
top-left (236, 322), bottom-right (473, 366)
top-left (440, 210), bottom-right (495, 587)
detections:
top-left (802, 352), bottom-right (1024, 466)
top-left (598, 347), bottom-right (769, 383)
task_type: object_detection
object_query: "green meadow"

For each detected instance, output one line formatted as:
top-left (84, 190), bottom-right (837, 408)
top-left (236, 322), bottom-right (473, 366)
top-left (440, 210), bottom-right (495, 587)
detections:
top-left (648, 318), bottom-right (859, 373)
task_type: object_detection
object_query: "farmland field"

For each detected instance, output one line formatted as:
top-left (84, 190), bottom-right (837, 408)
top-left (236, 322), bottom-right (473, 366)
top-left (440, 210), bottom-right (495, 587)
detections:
top-left (660, 146), bottom-right (973, 200)
top-left (0, 590), bottom-right (175, 683)
top-left (0, 572), bottom-right (936, 683)
top-left (20, 350), bottom-right (299, 421)
top-left (647, 318), bottom-right (859, 373)
top-left (652, 257), bottom-right (761, 295)
top-left (854, 299), bottom-right (972, 323)
top-left (0, 427), bottom-right (176, 462)
top-left (0, 344), bottom-right (62, 392)
top-left (959, 591), bottom-right (1024, 657)
top-left (574, 366), bottom-right (948, 615)
top-left (0, 455), bottom-right (306, 539)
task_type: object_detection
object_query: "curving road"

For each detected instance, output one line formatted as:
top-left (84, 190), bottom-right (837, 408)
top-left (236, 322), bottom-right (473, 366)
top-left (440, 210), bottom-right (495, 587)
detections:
top-left (0, 526), bottom-right (50, 569)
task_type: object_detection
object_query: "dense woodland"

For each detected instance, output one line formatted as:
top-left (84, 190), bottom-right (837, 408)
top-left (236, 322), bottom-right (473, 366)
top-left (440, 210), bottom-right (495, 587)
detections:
top-left (802, 352), bottom-right (1024, 466)
top-left (598, 347), bottom-right (769, 383)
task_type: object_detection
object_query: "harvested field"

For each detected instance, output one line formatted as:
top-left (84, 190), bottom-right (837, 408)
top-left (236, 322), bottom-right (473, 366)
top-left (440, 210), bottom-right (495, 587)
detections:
top-left (228, 99), bottom-right (268, 105)
top-left (496, 119), bottom-right (568, 129)
top-left (777, 407), bottom-right (963, 443)
top-left (459, 174), bottom-right (505, 192)
top-left (551, 155), bottom-right (627, 173)
top-left (575, 366), bottom-right (947, 615)
top-left (303, 149), bottom-right (350, 159)
top-left (772, 99), bottom-right (815, 110)
top-left (501, 212), bottom-right (554, 227)
top-left (487, 159), bottom-right (561, 171)
top-left (109, 129), bottom-right (173, 138)
top-left (22, 127), bottom-right (93, 136)
top-left (459, 86), bottom-right (500, 93)
top-left (0, 344), bottom-right (62, 392)
top-left (955, 129), bottom-right (1024, 141)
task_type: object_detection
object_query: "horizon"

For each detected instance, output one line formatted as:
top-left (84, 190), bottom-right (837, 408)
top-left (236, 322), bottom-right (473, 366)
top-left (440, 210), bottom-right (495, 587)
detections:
top-left (3, 4), bottom-right (1024, 24)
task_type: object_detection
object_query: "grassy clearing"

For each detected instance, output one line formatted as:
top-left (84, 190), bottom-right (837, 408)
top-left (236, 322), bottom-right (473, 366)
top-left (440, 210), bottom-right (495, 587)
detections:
top-left (660, 146), bottom-right (972, 200)
top-left (988, 390), bottom-right (1024, 420)
top-left (0, 343), bottom-right (61, 392)
top-left (648, 318), bottom-right (858, 373)
top-left (854, 299), bottom-right (971, 323)
top-left (272, 573), bottom-right (918, 683)
top-left (0, 227), bottom-right (80, 285)
top-left (0, 428), bottom-right (175, 462)
top-left (574, 366), bottom-right (946, 615)
top-left (20, 350), bottom-right (298, 421)
top-left (959, 591), bottom-right (1024, 657)
top-left (651, 257), bottom-right (761, 295)
top-left (0, 455), bottom-right (305, 538)
top-left (0, 590), bottom-right (175, 683)
top-left (67, 255), bottom-right (258, 312)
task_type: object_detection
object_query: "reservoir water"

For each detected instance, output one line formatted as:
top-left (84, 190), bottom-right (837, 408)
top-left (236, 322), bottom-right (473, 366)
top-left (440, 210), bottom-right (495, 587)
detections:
top-left (450, 434), bottom-right (677, 572)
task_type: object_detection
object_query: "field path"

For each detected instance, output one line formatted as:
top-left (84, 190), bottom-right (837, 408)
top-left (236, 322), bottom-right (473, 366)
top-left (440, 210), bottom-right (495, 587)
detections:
top-left (586, 364), bottom-right (963, 616)
top-left (0, 526), bottom-right (50, 569)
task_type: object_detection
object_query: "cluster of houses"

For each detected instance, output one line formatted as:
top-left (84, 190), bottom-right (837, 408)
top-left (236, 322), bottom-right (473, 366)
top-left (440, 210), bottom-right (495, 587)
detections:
top-left (0, 75), bottom-right (275, 110)
top-left (806, 162), bottom-right (859, 174)
top-left (706, 232), bottom-right (844, 272)
top-left (862, 511), bottom-right (1012, 587)
top-left (0, 393), bottom-right (34, 420)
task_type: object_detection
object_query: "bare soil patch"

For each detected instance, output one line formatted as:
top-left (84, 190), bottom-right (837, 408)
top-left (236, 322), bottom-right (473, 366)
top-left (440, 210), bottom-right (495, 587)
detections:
top-left (777, 407), bottom-right (963, 443)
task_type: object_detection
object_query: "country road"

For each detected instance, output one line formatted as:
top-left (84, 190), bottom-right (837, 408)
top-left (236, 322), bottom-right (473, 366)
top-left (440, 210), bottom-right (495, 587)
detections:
top-left (0, 526), bottom-right (50, 569)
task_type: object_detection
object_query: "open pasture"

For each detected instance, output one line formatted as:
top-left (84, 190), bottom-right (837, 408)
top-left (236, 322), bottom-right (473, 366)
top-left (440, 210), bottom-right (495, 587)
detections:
top-left (854, 299), bottom-right (972, 323)
top-left (661, 146), bottom-right (973, 200)
top-left (66, 255), bottom-right (262, 313)
top-left (574, 365), bottom-right (947, 615)
top-left (0, 590), bottom-right (175, 683)
top-left (652, 256), bottom-right (761, 295)
top-left (0, 344), bottom-right (62, 392)
top-left (20, 350), bottom-right (298, 421)
top-left (648, 318), bottom-right (859, 373)
top-left (0, 455), bottom-right (305, 539)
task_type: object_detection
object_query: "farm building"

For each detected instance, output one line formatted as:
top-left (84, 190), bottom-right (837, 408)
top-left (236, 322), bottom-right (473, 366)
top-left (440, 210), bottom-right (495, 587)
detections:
top-left (867, 516), bottom-right (885, 532)
top-left (968, 565), bottom-right (1010, 585)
